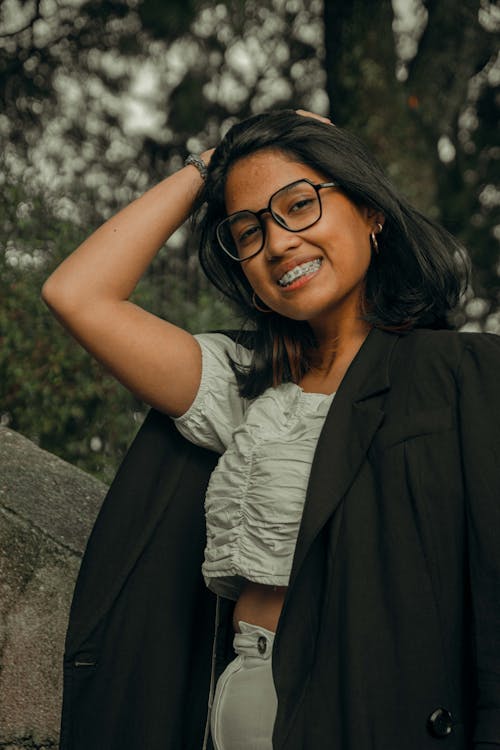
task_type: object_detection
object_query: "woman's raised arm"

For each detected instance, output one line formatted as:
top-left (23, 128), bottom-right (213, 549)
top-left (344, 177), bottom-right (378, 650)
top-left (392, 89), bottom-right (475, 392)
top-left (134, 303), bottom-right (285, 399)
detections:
top-left (41, 150), bottom-right (214, 418)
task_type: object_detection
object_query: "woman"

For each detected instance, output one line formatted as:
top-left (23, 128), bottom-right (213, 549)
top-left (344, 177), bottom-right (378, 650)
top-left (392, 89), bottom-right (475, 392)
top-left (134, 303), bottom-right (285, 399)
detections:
top-left (43, 110), bottom-right (500, 750)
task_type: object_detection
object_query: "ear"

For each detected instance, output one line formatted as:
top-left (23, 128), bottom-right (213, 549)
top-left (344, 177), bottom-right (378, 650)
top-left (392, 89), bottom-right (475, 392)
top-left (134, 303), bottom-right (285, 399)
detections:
top-left (365, 207), bottom-right (385, 232)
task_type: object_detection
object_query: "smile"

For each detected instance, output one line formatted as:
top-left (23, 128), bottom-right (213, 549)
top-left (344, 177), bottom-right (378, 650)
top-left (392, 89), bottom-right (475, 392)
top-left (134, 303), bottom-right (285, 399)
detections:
top-left (277, 259), bottom-right (322, 287)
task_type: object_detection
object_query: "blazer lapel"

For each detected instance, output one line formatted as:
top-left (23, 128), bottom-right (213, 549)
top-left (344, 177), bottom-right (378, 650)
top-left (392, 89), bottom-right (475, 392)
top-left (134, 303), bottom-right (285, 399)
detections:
top-left (289, 327), bottom-right (399, 588)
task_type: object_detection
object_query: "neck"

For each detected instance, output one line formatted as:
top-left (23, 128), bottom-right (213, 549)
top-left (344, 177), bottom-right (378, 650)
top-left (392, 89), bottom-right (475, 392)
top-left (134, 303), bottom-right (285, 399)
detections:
top-left (309, 316), bottom-right (372, 375)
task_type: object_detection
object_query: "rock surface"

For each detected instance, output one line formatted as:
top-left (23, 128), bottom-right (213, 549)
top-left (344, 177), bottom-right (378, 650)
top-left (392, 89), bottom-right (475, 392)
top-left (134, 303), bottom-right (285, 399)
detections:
top-left (0, 427), bottom-right (107, 749)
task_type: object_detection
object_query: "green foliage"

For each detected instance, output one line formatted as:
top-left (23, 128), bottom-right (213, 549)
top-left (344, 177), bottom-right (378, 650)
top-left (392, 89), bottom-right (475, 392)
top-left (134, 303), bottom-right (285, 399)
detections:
top-left (1, 0), bottom-right (499, 484)
top-left (138, 0), bottom-right (200, 40)
top-left (0, 176), bottom-right (234, 481)
top-left (323, 0), bottom-right (500, 330)
top-left (0, 180), bottom-right (137, 481)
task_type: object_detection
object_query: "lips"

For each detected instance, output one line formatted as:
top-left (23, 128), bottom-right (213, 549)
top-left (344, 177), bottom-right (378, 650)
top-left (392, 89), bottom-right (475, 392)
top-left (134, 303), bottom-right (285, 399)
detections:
top-left (277, 259), bottom-right (322, 287)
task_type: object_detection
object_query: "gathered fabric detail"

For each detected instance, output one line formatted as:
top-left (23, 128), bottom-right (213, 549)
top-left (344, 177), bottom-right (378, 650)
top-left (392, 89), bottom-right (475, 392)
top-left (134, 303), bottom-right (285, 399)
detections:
top-left (173, 333), bottom-right (335, 600)
top-left (173, 332), bottom-right (253, 454)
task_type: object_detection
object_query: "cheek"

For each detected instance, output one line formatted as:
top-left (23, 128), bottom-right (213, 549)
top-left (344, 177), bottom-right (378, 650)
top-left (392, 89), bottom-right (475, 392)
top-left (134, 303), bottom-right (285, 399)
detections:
top-left (326, 221), bottom-right (372, 265)
top-left (241, 260), bottom-right (264, 291)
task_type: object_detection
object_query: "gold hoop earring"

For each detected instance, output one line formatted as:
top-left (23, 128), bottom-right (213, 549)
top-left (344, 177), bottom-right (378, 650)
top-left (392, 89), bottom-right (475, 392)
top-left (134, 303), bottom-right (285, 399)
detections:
top-left (252, 291), bottom-right (272, 314)
top-left (370, 222), bottom-right (383, 255)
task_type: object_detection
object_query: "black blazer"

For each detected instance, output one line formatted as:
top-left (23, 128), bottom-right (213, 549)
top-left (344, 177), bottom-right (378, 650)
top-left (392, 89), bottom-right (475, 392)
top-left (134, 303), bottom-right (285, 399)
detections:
top-left (60, 327), bottom-right (500, 749)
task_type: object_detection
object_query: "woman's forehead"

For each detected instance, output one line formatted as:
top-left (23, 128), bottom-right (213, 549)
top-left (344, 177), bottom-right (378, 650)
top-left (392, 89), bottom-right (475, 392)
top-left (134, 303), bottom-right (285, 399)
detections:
top-left (224, 149), bottom-right (328, 214)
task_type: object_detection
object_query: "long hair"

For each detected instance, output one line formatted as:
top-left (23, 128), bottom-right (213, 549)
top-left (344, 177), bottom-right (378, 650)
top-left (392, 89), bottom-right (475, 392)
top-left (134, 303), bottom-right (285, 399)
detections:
top-left (195, 109), bottom-right (469, 398)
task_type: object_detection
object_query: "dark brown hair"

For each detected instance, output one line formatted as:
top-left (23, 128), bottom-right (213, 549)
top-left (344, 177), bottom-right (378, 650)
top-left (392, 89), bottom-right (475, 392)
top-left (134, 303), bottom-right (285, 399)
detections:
top-left (195, 110), bottom-right (469, 398)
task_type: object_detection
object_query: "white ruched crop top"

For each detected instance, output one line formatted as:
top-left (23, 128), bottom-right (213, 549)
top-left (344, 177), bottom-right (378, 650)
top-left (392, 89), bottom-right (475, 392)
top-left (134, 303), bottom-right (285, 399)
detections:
top-left (173, 333), bottom-right (335, 601)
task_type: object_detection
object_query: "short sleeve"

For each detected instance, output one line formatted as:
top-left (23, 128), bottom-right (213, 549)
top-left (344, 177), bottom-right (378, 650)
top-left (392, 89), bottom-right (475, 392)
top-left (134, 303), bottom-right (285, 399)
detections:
top-left (172, 332), bottom-right (253, 454)
top-left (458, 332), bottom-right (500, 748)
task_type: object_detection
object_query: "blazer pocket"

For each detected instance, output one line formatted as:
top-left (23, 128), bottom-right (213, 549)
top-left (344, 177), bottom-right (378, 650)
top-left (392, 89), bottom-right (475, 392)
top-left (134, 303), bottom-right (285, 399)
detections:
top-left (376, 405), bottom-right (456, 450)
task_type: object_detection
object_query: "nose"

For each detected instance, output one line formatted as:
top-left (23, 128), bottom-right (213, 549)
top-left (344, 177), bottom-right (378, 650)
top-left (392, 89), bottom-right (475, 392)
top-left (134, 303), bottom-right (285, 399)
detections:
top-left (262, 214), bottom-right (301, 260)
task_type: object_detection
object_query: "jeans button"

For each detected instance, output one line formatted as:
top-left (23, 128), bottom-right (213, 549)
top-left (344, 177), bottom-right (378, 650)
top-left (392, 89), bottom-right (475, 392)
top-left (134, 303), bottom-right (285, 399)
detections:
top-left (257, 635), bottom-right (267, 654)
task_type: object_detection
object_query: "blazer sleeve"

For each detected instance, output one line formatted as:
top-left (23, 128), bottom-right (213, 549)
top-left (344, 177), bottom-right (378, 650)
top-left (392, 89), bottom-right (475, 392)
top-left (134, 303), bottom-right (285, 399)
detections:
top-left (458, 332), bottom-right (500, 748)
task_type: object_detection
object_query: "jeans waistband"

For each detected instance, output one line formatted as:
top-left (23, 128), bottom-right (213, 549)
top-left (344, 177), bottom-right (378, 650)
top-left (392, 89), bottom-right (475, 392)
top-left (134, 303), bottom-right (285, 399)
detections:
top-left (233, 620), bottom-right (276, 660)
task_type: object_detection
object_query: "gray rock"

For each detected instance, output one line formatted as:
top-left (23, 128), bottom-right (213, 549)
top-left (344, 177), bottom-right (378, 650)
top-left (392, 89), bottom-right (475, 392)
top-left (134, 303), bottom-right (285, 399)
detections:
top-left (0, 428), bottom-right (107, 748)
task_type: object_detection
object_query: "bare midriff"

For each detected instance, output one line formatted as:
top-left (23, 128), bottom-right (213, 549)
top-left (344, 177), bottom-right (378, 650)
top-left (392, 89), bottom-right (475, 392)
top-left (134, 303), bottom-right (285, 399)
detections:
top-left (233, 580), bottom-right (288, 633)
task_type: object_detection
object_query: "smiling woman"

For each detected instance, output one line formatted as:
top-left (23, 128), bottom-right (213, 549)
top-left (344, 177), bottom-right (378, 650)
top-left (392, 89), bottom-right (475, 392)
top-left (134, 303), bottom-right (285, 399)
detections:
top-left (214, 151), bottom-right (379, 398)
top-left (42, 109), bottom-right (500, 750)
top-left (198, 112), bottom-right (466, 397)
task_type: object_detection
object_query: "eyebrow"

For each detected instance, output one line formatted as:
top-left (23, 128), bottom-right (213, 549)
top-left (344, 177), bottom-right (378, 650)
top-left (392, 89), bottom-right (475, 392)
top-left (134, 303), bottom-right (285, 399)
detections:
top-left (226, 180), bottom-right (311, 219)
top-left (227, 212), bottom-right (256, 225)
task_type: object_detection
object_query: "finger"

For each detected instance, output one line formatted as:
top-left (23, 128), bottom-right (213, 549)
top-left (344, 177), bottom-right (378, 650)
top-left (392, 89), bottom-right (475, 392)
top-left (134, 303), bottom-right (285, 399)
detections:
top-left (295, 109), bottom-right (333, 124)
top-left (200, 147), bottom-right (215, 165)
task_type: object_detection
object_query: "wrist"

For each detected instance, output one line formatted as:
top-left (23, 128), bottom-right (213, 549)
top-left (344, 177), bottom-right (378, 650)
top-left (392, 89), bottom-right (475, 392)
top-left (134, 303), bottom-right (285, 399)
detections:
top-left (184, 153), bottom-right (208, 181)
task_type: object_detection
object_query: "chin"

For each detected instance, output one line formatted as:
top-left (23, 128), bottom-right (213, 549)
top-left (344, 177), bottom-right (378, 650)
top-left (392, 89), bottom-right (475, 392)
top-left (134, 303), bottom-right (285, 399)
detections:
top-left (275, 307), bottom-right (323, 323)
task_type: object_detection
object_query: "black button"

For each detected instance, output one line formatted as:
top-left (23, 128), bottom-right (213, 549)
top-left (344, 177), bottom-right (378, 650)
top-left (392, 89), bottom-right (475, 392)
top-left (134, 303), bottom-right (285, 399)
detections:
top-left (427, 707), bottom-right (453, 738)
top-left (257, 636), bottom-right (267, 654)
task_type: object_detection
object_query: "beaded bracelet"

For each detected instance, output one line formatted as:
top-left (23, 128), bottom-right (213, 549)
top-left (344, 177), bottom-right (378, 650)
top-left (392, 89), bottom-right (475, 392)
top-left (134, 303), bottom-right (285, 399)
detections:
top-left (184, 154), bottom-right (208, 180)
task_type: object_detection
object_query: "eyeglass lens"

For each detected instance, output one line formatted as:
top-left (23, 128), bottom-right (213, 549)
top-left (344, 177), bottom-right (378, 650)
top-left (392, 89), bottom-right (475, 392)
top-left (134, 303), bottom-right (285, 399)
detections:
top-left (218, 180), bottom-right (322, 260)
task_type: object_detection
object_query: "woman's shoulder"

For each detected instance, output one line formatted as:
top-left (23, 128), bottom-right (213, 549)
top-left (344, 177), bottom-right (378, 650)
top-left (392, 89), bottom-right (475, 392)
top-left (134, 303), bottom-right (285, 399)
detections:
top-left (397, 327), bottom-right (500, 357)
top-left (194, 329), bottom-right (254, 368)
top-left (397, 328), bottom-right (500, 371)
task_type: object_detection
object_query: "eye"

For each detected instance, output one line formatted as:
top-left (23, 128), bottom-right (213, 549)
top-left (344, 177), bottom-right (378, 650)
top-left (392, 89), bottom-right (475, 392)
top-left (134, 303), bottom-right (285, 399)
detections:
top-left (274, 183), bottom-right (318, 220)
top-left (229, 216), bottom-right (263, 247)
top-left (238, 224), bottom-right (262, 244)
top-left (289, 197), bottom-right (315, 213)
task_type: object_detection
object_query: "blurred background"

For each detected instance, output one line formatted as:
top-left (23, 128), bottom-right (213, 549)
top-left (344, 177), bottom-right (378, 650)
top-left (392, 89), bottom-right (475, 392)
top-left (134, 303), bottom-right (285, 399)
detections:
top-left (1, 0), bottom-right (499, 483)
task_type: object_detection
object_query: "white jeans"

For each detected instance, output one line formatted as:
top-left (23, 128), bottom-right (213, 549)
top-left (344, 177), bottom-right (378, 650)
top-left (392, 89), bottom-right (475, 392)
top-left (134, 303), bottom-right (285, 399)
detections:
top-left (210, 620), bottom-right (278, 750)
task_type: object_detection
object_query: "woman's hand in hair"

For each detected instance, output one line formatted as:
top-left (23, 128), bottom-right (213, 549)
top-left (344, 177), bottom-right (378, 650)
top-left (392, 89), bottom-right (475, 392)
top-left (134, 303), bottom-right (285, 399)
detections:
top-left (200, 147), bottom-right (215, 166)
top-left (295, 109), bottom-right (333, 125)
top-left (41, 142), bottom-right (219, 419)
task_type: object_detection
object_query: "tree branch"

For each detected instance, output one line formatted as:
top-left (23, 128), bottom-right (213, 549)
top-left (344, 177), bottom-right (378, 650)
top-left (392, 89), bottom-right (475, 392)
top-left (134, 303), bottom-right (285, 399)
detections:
top-left (406, 0), bottom-right (498, 134)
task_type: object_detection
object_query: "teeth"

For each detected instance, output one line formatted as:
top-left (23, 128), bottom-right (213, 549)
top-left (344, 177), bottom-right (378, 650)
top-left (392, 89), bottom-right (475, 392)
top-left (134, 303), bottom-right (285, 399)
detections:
top-left (278, 259), bottom-right (322, 287)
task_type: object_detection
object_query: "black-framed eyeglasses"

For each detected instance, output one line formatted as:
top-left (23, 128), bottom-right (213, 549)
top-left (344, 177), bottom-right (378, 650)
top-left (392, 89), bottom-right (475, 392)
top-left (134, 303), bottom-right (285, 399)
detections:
top-left (216, 178), bottom-right (338, 262)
